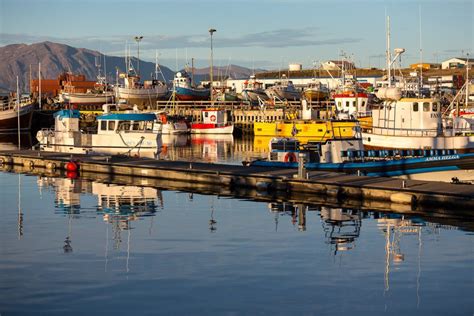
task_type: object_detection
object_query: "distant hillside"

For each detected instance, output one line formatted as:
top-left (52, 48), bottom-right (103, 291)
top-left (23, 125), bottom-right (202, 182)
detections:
top-left (0, 41), bottom-right (175, 93)
top-left (0, 41), bottom-right (263, 93)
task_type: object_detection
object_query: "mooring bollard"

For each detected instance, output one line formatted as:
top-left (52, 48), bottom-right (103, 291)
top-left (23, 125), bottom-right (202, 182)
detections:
top-left (297, 152), bottom-right (307, 179)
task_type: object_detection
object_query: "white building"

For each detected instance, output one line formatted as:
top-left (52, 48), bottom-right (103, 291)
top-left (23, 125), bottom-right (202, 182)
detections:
top-left (441, 57), bottom-right (474, 69)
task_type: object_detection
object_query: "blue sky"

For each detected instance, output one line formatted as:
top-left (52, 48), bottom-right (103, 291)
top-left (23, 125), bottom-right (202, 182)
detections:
top-left (0, 0), bottom-right (472, 70)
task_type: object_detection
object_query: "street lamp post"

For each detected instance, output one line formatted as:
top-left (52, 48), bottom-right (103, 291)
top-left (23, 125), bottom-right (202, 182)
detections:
top-left (134, 36), bottom-right (143, 76)
top-left (209, 28), bottom-right (216, 101)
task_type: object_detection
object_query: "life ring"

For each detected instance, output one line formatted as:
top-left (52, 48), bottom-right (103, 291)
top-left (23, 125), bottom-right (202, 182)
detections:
top-left (210, 115), bottom-right (216, 122)
top-left (284, 152), bottom-right (297, 163)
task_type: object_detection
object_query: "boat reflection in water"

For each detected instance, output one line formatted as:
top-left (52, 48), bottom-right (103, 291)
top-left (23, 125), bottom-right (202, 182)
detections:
top-left (190, 134), bottom-right (234, 162)
top-left (0, 133), bottom-right (33, 150)
top-left (37, 176), bottom-right (163, 257)
top-left (320, 207), bottom-right (362, 254)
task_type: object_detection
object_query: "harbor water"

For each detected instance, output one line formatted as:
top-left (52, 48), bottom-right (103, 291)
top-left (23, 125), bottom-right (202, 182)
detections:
top-left (0, 133), bottom-right (473, 315)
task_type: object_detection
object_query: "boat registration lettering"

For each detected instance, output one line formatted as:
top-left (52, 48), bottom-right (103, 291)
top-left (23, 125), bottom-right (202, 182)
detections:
top-left (424, 154), bottom-right (459, 162)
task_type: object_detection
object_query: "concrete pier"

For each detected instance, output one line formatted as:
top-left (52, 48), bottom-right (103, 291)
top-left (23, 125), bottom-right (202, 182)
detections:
top-left (1, 150), bottom-right (474, 211)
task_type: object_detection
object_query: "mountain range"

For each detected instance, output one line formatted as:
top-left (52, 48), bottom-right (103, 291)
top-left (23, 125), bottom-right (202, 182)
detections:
top-left (0, 41), bottom-right (263, 93)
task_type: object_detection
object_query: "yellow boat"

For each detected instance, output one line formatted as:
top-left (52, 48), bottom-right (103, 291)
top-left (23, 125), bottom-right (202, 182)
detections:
top-left (253, 120), bottom-right (359, 139)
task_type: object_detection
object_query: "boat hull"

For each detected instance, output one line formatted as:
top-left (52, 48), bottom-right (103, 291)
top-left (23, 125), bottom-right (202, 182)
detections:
top-left (250, 153), bottom-right (474, 177)
top-left (117, 86), bottom-right (169, 106)
top-left (362, 132), bottom-right (474, 152)
top-left (190, 123), bottom-right (234, 134)
top-left (37, 130), bottom-right (162, 158)
top-left (0, 103), bottom-right (35, 133)
top-left (61, 93), bottom-right (114, 106)
top-left (241, 89), bottom-right (269, 102)
top-left (175, 87), bottom-right (210, 101)
top-left (254, 120), bottom-right (358, 138)
top-left (303, 89), bottom-right (329, 101)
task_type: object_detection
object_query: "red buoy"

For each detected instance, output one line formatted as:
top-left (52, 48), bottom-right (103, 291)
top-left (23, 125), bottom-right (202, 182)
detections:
top-left (66, 161), bottom-right (78, 172)
top-left (66, 171), bottom-right (78, 179)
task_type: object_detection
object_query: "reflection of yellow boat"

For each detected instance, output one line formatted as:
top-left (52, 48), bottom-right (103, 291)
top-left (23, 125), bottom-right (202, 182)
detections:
top-left (253, 120), bottom-right (358, 138)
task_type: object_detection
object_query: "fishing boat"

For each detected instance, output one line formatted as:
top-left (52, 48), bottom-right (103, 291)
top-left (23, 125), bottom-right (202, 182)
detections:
top-left (190, 109), bottom-right (233, 134)
top-left (155, 111), bottom-right (190, 134)
top-left (59, 73), bottom-right (115, 108)
top-left (241, 75), bottom-right (269, 103)
top-left (116, 74), bottom-right (169, 108)
top-left (265, 75), bottom-right (301, 101)
top-left (248, 136), bottom-right (474, 176)
top-left (253, 119), bottom-right (358, 138)
top-left (303, 81), bottom-right (330, 101)
top-left (362, 19), bottom-right (474, 152)
top-left (173, 71), bottom-right (210, 101)
top-left (36, 108), bottom-right (162, 158)
top-left (333, 78), bottom-right (372, 129)
top-left (59, 91), bottom-right (115, 108)
top-left (0, 96), bottom-right (35, 133)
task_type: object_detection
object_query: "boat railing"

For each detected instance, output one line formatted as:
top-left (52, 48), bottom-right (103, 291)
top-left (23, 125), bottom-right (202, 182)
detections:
top-left (372, 125), bottom-right (473, 137)
top-left (0, 97), bottom-right (32, 111)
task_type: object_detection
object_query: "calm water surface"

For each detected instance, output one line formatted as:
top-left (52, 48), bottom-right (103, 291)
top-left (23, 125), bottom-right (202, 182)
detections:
top-left (0, 134), bottom-right (473, 315)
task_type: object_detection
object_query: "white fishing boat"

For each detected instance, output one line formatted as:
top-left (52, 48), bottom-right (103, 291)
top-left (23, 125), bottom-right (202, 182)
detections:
top-left (241, 75), bottom-right (269, 102)
top-left (190, 109), bottom-right (233, 134)
top-left (265, 75), bottom-right (301, 101)
top-left (36, 107), bottom-right (162, 158)
top-left (361, 19), bottom-right (474, 152)
top-left (116, 74), bottom-right (168, 107)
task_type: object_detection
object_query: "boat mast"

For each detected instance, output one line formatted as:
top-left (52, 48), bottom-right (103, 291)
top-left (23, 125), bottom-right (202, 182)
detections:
top-left (16, 76), bottom-right (20, 149)
top-left (466, 52), bottom-right (470, 107)
top-left (38, 62), bottom-right (42, 110)
top-left (386, 16), bottom-right (392, 87)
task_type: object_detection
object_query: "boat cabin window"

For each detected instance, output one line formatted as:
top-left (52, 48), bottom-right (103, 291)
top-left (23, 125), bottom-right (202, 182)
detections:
top-left (108, 121), bottom-right (116, 131)
top-left (204, 112), bottom-right (209, 118)
top-left (413, 103), bottom-right (419, 112)
top-left (346, 101), bottom-right (350, 108)
top-left (432, 102), bottom-right (438, 112)
top-left (423, 102), bottom-right (430, 112)
top-left (118, 121), bottom-right (131, 131)
top-left (100, 121), bottom-right (107, 131)
top-left (144, 121), bottom-right (153, 131)
top-left (337, 101), bottom-right (342, 108)
top-left (131, 122), bottom-right (140, 131)
top-left (361, 101), bottom-right (366, 108)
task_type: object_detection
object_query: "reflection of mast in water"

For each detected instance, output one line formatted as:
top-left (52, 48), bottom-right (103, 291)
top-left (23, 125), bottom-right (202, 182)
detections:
top-left (320, 207), bottom-right (362, 255)
top-left (17, 174), bottom-right (23, 239)
top-left (377, 215), bottom-right (425, 298)
top-left (268, 202), bottom-right (295, 232)
top-left (95, 183), bottom-right (161, 272)
top-left (267, 203), bottom-right (308, 232)
top-left (209, 196), bottom-right (217, 232)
